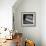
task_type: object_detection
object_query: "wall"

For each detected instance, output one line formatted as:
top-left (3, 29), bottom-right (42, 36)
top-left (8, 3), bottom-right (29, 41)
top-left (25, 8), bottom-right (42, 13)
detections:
top-left (13, 0), bottom-right (41, 46)
top-left (0, 0), bottom-right (16, 29)
top-left (41, 0), bottom-right (46, 46)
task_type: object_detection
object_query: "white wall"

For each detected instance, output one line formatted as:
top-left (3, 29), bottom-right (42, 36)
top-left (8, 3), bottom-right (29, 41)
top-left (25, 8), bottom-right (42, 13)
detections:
top-left (0, 0), bottom-right (16, 29)
top-left (13, 0), bottom-right (46, 46)
top-left (41, 0), bottom-right (46, 46)
top-left (13, 0), bottom-right (41, 46)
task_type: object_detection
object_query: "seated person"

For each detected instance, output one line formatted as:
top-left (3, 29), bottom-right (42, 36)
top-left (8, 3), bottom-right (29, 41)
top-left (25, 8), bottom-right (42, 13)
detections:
top-left (15, 33), bottom-right (22, 46)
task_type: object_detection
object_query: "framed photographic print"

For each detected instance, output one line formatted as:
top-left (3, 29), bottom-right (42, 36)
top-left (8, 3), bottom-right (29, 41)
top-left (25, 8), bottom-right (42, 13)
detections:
top-left (21, 12), bottom-right (36, 27)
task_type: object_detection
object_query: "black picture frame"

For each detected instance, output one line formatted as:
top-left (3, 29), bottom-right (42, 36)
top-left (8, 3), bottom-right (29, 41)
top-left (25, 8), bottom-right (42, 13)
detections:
top-left (21, 12), bottom-right (36, 27)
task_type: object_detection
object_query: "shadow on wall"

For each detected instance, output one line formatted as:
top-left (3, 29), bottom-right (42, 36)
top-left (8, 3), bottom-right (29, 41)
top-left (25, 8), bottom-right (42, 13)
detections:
top-left (12, 0), bottom-right (24, 11)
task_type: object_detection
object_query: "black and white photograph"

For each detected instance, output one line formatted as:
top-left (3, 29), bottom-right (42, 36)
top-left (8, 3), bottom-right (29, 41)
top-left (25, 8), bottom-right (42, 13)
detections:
top-left (23, 14), bottom-right (33, 24)
top-left (21, 12), bottom-right (36, 27)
